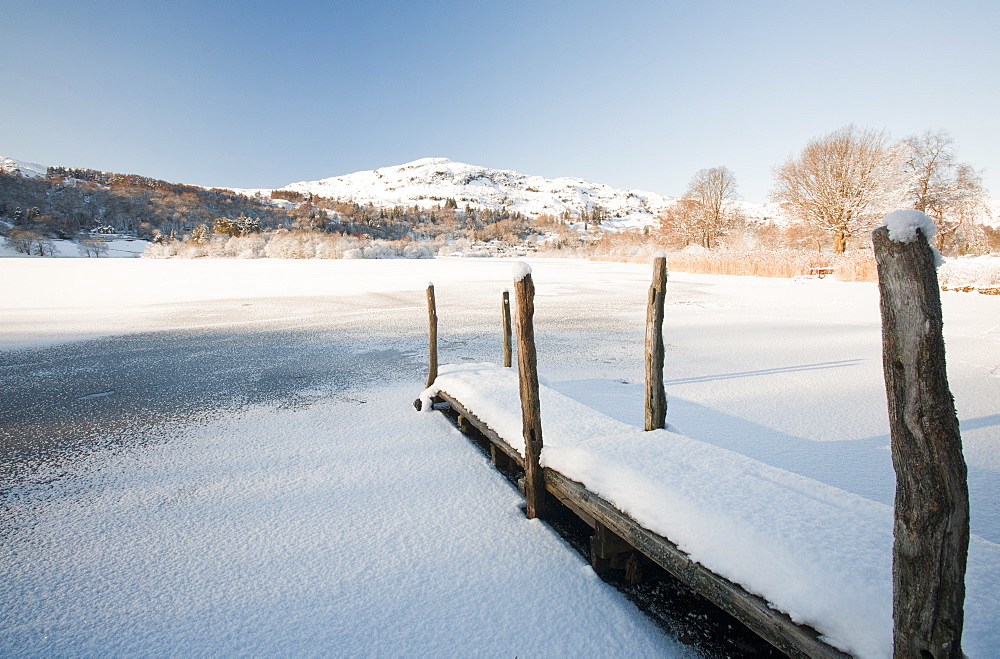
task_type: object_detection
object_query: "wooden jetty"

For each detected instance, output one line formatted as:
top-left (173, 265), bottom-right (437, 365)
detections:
top-left (428, 386), bottom-right (847, 658)
top-left (418, 238), bottom-right (971, 657)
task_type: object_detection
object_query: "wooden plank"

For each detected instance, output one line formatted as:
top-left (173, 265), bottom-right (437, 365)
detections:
top-left (436, 389), bottom-right (598, 527)
top-left (434, 388), bottom-right (846, 657)
top-left (544, 469), bottom-right (849, 659)
top-left (435, 391), bottom-right (523, 468)
top-left (809, 267), bottom-right (835, 278)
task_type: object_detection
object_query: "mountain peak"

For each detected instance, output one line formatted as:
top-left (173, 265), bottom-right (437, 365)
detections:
top-left (394, 157), bottom-right (453, 169)
top-left (0, 156), bottom-right (46, 179)
top-left (278, 158), bottom-right (676, 231)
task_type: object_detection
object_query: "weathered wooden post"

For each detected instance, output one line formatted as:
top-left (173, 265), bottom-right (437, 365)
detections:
top-left (502, 289), bottom-right (513, 368)
top-left (513, 263), bottom-right (545, 518)
top-left (426, 283), bottom-right (438, 388)
top-left (645, 253), bottom-right (668, 431)
top-left (873, 213), bottom-right (969, 659)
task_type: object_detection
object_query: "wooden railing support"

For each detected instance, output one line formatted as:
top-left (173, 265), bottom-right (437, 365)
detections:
top-left (502, 290), bottom-right (512, 368)
top-left (513, 265), bottom-right (545, 519)
top-left (873, 225), bottom-right (969, 659)
top-left (645, 254), bottom-right (668, 430)
top-left (426, 283), bottom-right (438, 388)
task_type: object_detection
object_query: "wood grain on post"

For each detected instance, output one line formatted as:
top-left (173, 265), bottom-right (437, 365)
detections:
top-left (502, 290), bottom-right (513, 368)
top-left (873, 226), bottom-right (969, 659)
top-left (426, 283), bottom-right (438, 388)
top-left (645, 255), bottom-right (668, 431)
top-left (513, 268), bottom-right (545, 519)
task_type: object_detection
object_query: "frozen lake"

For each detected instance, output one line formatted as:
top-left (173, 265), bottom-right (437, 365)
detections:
top-left (0, 327), bottom-right (420, 482)
top-left (1, 257), bottom-right (997, 656)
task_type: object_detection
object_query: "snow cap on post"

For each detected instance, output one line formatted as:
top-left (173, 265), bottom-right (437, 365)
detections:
top-left (652, 251), bottom-right (669, 279)
top-left (882, 209), bottom-right (937, 243)
top-left (881, 210), bottom-right (942, 267)
top-left (513, 261), bottom-right (532, 281)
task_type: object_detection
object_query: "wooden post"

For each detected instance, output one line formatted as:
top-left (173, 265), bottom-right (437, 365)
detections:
top-left (426, 283), bottom-right (438, 388)
top-left (873, 225), bottom-right (969, 659)
top-left (502, 290), bottom-right (513, 368)
top-left (513, 265), bottom-right (545, 519)
top-left (645, 254), bottom-right (668, 431)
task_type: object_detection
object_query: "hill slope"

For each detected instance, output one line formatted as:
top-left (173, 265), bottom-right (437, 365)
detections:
top-left (270, 157), bottom-right (678, 231)
top-left (0, 156), bottom-right (46, 179)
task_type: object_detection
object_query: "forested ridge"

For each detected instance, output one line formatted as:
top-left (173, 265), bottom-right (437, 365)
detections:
top-left (0, 165), bottom-right (548, 249)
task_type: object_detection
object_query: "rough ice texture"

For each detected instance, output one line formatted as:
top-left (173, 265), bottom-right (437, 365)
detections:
top-left (424, 363), bottom-right (1000, 658)
top-left (512, 261), bottom-right (532, 281)
top-left (882, 209), bottom-right (937, 243)
top-left (1, 384), bottom-right (686, 657)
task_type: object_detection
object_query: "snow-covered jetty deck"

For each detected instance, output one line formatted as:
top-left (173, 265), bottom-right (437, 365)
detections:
top-left (420, 362), bottom-right (1000, 659)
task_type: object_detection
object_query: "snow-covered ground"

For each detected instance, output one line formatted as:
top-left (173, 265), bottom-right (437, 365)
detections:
top-left (0, 235), bottom-right (148, 259)
top-left (1, 257), bottom-right (997, 656)
top-left (939, 254), bottom-right (1000, 289)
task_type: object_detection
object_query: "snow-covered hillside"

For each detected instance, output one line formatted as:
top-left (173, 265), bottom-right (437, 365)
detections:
top-left (5, 151), bottom-right (993, 230)
top-left (237, 158), bottom-right (799, 231)
top-left (0, 156), bottom-right (46, 178)
top-left (271, 158), bottom-right (680, 232)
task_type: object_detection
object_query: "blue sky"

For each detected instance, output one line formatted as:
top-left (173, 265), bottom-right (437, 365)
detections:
top-left (2, 0), bottom-right (997, 202)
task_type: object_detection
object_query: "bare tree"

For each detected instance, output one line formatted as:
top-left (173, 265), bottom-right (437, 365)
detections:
top-left (771, 125), bottom-right (905, 253)
top-left (902, 130), bottom-right (990, 255)
top-left (78, 235), bottom-right (109, 257)
top-left (661, 166), bottom-right (741, 249)
top-left (657, 198), bottom-right (702, 248)
top-left (7, 229), bottom-right (54, 256)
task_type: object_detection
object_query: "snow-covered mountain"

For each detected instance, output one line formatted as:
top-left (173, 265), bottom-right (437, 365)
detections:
top-left (267, 157), bottom-right (679, 231)
top-left (8, 151), bottom-right (988, 229)
top-left (0, 152), bottom-right (859, 231)
top-left (0, 156), bottom-right (46, 178)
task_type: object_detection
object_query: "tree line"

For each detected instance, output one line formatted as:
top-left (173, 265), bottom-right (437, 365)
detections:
top-left (661, 128), bottom-right (993, 256)
top-left (0, 166), bottom-right (554, 255)
top-left (2, 128), bottom-right (994, 259)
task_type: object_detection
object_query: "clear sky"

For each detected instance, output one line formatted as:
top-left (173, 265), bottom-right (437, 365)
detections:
top-left (2, 0), bottom-right (997, 202)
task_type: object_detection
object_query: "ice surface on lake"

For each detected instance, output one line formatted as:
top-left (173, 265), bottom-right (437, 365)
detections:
top-left (1, 257), bottom-right (997, 656)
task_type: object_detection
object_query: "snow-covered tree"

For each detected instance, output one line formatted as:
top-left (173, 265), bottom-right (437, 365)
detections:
top-left (902, 130), bottom-right (990, 255)
top-left (189, 223), bottom-right (210, 244)
top-left (657, 198), bottom-right (702, 248)
top-left (771, 125), bottom-right (906, 253)
top-left (683, 166), bottom-right (741, 249)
